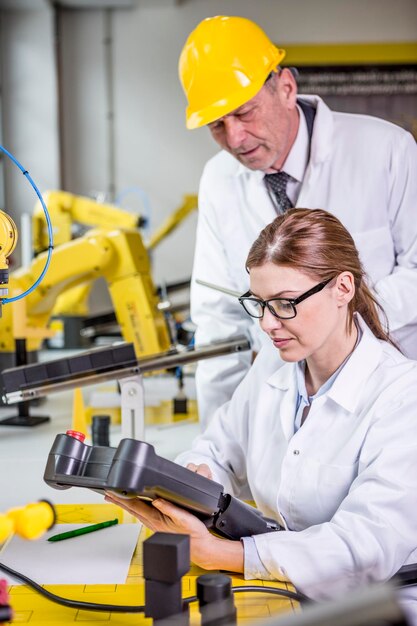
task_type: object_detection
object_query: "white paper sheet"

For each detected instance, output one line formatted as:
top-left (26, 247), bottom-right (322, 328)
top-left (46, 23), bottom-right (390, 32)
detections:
top-left (0, 522), bottom-right (141, 585)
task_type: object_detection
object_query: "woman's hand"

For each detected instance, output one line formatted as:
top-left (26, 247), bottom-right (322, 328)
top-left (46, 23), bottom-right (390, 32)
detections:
top-left (104, 491), bottom-right (243, 573)
top-left (105, 490), bottom-right (208, 538)
top-left (186, 463), bottom-right (213, 479)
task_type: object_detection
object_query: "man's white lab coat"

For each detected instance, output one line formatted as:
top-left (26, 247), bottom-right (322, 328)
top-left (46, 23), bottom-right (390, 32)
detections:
top-left (192, 96), bottom-right (417, 425)
top-left (176, 316), bottom-right (417, 613)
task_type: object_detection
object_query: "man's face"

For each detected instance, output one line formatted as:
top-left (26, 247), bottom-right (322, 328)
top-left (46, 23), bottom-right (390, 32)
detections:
top-left (208, 70), bottom-right (299, 173)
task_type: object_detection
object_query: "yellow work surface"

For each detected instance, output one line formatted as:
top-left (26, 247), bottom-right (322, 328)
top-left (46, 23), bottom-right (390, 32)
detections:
top-left (6, 504), bottom-right (299, 625)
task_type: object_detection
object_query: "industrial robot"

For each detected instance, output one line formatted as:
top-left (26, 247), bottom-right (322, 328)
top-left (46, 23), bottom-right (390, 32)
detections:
top-left (0, 225), bottom-right (172, 369)
top-left (32, 191), bottom-right (197, 348)
top-left (32, 189), bottom-right (197, 254)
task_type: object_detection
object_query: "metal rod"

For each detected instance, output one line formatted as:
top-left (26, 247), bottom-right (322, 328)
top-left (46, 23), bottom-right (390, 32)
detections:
top-left (195, 279), bottom-right (242, 298)
top-left (4, 364), bottom-right (141, 403)
top-left (138, 336), bottom-right (250, 372)
top-left (3, 337), bottom-right (250, 404)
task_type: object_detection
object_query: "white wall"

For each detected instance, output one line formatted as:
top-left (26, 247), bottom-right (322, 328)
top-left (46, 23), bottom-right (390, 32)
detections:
top-left (0, 5), bottom-right (59, 256)
top-left (1, 0), bottom-right (416, 297)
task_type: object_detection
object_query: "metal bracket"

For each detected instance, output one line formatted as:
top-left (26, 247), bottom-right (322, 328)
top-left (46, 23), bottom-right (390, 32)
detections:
top-left (119, 374), bottom-right (145, 440)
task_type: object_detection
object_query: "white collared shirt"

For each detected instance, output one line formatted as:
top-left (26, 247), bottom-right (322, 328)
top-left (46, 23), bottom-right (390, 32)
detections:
top-left (279, 104), bottom-right (310, 206)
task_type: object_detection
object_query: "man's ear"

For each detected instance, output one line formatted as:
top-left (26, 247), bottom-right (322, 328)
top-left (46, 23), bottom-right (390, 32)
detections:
top-left (277, 68), bottom-right (298, 109)
top-left (335, 271), bottom-right (355, 307)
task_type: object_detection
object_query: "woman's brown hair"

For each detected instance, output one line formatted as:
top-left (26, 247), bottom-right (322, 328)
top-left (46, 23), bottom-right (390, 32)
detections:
top-left (246, 208), bottom-right (396, 346)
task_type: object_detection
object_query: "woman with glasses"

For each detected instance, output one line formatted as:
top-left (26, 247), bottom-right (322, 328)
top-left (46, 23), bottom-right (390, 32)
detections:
top-left (106, 209), bottom-right (417, 613)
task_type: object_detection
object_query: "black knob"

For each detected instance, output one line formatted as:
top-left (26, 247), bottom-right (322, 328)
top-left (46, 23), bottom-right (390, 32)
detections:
top-left (197, 574), bottom-right (232, 606)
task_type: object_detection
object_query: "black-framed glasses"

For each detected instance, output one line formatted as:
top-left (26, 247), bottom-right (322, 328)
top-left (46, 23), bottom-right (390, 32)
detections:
top-left (238, 278), bottom-right (333, 320)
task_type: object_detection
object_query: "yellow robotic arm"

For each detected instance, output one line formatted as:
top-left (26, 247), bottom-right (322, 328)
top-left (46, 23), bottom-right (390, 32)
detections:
top-left (0, 501), bottom-right (55, 543)
top-left (0, 209), bottom-right (18, 316)
top-left (33, 191), bottom-right (145, 254)
top-left (147, 194), bottom-right (197, 250)
top-left (49, 193), bottom-right (197, 322)
top-left (0, 227), bottom-right (171, 356)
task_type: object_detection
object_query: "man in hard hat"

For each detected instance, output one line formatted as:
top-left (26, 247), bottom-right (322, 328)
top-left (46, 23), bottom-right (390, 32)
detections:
top-left (179, 15), bottom-right (417, 428)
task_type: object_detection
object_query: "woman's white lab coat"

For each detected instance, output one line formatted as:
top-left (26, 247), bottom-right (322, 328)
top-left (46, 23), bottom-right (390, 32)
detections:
top-left (176, 316), bottom-right (417, 610)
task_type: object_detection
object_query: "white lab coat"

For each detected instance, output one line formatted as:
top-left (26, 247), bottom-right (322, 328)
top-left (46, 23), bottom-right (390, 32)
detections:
top-left (176, 315), bottom-right (417, 615)
top-left (192, 96), bottom-right (417, 426)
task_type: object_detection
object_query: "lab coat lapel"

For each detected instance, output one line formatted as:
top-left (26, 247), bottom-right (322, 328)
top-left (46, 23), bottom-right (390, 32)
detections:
top-left (244, 169), bottom-right (277, 225)
top-left (235, 161), bottom-right (282, 225)
top-left (267, 364), bottom-right (298, 442)
top-left (327, 315), bottom-right (383, 412)
top-left (296, 96), bottom-right (333, 208)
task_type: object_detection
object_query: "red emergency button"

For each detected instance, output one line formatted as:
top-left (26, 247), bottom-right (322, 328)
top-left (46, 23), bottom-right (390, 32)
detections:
top-left (66, 430), bottom-right (86, 442)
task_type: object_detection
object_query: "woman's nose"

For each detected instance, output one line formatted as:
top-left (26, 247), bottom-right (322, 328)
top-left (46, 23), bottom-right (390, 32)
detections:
top-left (260, 306), bottom-right (284, 333)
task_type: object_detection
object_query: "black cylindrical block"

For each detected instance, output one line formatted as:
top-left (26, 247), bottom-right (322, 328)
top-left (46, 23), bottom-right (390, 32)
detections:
top-left (91, 415), bottom-right (110, 447)
top-left (197, 574), bottom-right (232, 606)
top-left (197, 575), bottom-right (237, 626)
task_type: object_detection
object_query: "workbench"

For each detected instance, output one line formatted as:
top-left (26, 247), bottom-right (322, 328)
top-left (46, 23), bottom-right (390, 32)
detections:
top-left (6, 503), bottom-right (299, 625)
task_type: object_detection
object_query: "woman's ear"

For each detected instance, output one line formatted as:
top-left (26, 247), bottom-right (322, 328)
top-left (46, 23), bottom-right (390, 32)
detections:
top-left (335, 272), bottom-right (355, 307)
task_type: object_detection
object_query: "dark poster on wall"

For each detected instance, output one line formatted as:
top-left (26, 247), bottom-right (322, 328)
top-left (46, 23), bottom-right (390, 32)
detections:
top-left (296, 64), bottom-right (417, 139)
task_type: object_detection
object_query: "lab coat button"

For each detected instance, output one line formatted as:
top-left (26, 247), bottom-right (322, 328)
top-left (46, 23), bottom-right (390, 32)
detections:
top-left (293, 449), bottom-right (300, 455)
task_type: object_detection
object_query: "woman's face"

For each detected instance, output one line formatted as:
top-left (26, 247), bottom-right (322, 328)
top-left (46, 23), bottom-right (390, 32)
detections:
top-left (249, 263), bottom-right (351, 363)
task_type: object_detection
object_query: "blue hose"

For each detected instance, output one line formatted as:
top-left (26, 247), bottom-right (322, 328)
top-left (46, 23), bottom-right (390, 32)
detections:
top-left (0, 145), bottom-right (53, 304)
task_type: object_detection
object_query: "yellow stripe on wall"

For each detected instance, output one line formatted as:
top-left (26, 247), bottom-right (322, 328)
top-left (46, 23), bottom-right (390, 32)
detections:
top-left (282, 42), bottom-right (417, 66)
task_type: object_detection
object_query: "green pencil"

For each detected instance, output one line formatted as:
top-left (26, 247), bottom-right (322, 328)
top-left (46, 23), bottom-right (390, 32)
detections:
top-left (47, 518), bottom-right (118, 542)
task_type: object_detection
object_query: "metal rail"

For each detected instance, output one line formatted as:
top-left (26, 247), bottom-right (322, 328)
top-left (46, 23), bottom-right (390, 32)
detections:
top-left (2, 336), bottom-right (250, 404)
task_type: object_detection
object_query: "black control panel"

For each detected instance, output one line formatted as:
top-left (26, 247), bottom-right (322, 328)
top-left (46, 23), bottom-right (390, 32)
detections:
top-left (44, 432), bottom-right (281, 540)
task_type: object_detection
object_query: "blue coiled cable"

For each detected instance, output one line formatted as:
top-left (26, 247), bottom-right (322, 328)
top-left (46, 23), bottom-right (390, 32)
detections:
top-left (0, 144), bottom-right (53, 304)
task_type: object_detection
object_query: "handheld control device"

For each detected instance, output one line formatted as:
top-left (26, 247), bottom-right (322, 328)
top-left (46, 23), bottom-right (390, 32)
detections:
top-left (44, 432), bottom-right (281, 540)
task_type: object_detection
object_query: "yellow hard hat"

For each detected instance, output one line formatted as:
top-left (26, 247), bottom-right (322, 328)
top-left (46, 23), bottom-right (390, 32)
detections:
top-left (179, 16), bottom-right (286, 130)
